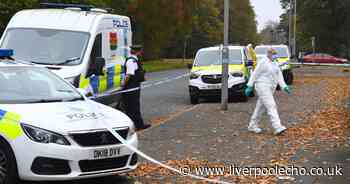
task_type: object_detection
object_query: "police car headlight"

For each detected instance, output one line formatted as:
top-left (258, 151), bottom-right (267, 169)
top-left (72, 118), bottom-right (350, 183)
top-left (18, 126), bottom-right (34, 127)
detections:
top-left (190, 73), bottom-right (200, 79)
top-left (21, 124), bottom-right (70, 145)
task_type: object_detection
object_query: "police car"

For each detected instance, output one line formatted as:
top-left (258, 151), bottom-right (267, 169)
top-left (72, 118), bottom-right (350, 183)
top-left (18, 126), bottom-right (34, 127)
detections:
top-left (0, 50), bottom-right (138, 183)
top-left (188, 46), bottom-right (250, 104)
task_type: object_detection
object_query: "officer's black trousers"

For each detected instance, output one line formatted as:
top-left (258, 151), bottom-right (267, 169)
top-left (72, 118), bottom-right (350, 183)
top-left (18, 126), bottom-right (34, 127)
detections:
top-left (122, 89), bottom-right (145, 129)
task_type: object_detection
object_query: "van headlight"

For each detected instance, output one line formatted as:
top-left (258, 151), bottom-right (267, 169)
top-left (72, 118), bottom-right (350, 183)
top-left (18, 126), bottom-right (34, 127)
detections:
top-left (230, 72), bottom-right (243, 77)
top-left (21, 124), bottom-right (70, 145)
top-left (190, 73), bottom-right (200, 79)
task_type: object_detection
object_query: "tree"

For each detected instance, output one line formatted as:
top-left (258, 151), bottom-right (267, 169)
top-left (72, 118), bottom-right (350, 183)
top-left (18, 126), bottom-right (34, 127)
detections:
top-left (125, 0), bottom-right (195, 60)
top-left (259, 20), bottom-right (286, 44)
top-left (279, 0), bottom-right (350, 58)
top-left (0, 0), bottom-right (37, 32)
top-left (215, 0), bottom-right (259, 45)
top-left (0, 0), bottom-right (260, 60)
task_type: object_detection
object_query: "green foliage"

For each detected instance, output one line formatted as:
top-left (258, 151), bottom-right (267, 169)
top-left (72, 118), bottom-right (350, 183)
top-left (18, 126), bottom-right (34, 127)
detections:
top-left (0, 0), bottom-right (259, 60)
top-left (279, 0), bottom-right (350, 58)
top-left (229, 0), bottom-right (259, 45)
top-left (0, 0), bottom-right (37, 30)
top-left (187, 0), bottom-right (223, 57)
top-left (143, 59), bottom-right (192, 72)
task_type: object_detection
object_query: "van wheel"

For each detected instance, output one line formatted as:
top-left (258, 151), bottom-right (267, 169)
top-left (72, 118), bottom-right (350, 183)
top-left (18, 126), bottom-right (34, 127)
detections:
top-left (190, 95), bottom-right (199, 104)
top-left (284, 70), bottom-right (294, 85)
top-left (287, 72), bottom-right (294, 85)
top-left (0, 140), bottom-right (18, 184)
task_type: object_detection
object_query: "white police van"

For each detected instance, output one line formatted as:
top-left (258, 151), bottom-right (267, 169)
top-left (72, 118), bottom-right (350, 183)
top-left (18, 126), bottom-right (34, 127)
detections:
top-left (0, 49), bottom-right (138, 183)
top-left (0, 3), bottom-right (133, 106)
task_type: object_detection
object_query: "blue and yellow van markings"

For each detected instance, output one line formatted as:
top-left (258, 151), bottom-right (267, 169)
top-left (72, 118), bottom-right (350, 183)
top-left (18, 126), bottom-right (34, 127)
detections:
top-left (0, 109), bottom-right (23, 140)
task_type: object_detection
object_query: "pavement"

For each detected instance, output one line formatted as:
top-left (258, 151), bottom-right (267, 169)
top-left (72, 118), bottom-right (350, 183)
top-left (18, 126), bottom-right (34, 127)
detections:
top-left (22, 67), bottom-right (350, 184)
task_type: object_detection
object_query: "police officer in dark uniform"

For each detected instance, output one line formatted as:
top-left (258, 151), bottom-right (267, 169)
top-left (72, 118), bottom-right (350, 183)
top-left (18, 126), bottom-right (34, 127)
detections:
top-left (122, 45), bottom-right (151, 131)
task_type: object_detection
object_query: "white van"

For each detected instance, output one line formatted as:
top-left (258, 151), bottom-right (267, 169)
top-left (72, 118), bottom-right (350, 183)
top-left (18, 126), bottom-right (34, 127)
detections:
top-left (188, 46), bottom-right (250, 104)
top-left (255, 45), bottom-right (294, 85)
top-left (0, 3), bottom-right (132, 106)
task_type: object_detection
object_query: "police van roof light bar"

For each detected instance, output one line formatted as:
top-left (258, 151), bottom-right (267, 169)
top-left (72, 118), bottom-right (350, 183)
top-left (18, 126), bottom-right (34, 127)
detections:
top-left (40, 3), bottom-right (95, 12)
top-left (40, 3), bottom-right (113, 13)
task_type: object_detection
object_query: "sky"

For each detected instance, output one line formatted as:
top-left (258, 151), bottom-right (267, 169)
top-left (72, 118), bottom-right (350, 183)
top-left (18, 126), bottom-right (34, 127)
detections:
top-left (250, 0), bottom-right (284, 32)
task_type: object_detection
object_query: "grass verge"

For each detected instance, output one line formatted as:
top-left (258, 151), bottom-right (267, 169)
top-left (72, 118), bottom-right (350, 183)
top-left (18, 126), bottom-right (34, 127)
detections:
top-left (143, 59), bottom-right (192, 73)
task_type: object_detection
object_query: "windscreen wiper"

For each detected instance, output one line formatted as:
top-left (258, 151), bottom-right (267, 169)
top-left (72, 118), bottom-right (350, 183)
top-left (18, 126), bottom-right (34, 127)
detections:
top-left (56, 57), bottom-right (81, 65)
top-left (56, 89), bottom-right (74, 93)
top-left (64, 97), bottom-right (85, 102)
top-left (27, 99), bottom-right (64, 103)
top-left (30, 61), bottom-right (56, 65)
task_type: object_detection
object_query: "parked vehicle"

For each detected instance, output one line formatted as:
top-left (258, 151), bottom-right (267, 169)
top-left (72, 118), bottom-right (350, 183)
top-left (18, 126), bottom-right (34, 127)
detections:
top-left (188, 46), bottom-right (251, 104)
top-left (0, 3), bottom-right (133, 106)
top-left (255, 45), bottom-right (294, 85)
top-left (0, 49), bottom-right (138, 183)
top-left (302, 53), bottom-right (348, 64)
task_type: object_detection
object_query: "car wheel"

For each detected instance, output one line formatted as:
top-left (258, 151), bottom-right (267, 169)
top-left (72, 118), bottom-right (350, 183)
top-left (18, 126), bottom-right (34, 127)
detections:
top-left (190, 94), bottom-right (199, 104)
top-left (0, 140), bottom-right (18, 184)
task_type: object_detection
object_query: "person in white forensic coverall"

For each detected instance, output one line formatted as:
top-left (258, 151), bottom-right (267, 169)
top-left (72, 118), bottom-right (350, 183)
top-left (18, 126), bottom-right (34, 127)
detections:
top-left (245, 48), bottom-right (291, 135)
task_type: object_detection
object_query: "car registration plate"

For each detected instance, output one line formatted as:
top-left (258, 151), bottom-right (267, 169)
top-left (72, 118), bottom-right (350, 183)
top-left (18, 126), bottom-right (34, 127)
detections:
top-left (92, 147), bottom-right (121, 159)
top-left (207, 84), bottom-right (221, 89)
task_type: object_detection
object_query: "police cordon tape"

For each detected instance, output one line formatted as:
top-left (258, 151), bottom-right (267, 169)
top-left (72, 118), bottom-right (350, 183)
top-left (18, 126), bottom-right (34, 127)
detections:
top-left (89, 73), bottom-right (191, 99)
top-left (88, 62), bottom-right (350, 98)
top-left (97, 108), bottom-right (234, 184)
top-left (290, 62), bottom-right (350, 67)
top-left (87, 73), bottom-right (234, 183)
top-left (91, 62), bottom-right (350, 182)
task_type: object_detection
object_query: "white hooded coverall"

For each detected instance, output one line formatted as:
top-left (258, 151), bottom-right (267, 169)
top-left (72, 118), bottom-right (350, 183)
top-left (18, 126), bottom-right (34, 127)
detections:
top-left (247, 56), bottom-right (287, 132)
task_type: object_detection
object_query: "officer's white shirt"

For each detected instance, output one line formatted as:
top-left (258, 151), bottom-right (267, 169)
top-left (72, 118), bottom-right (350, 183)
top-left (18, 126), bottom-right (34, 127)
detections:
top-left (247, 56), bottom-right (287, 89)
top-left (126, 55), bottom-right (138, 75)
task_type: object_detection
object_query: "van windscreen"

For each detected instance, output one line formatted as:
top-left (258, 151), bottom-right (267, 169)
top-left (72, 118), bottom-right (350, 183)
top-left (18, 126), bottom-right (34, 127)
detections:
top-left (255, 46), bottom-right (289, 58)
top-left (194, 49), bottom-right (242, 66)
top-left (1, 28), bottom-right (89, 66)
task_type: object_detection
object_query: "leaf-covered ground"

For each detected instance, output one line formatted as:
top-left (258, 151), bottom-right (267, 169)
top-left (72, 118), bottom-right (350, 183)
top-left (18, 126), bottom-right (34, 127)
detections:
top-left (130, 67), bottom-right (350, 184)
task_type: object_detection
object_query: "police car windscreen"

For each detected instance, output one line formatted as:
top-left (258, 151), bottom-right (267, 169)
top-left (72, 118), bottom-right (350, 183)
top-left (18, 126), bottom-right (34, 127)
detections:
top-left (1, 29), bottom-right (89, 65)
top-left (0, 67), bottom-right (82, 104)
top-left (255, 47), bottom-right (289, 58)
top-left (195, 49), bottom-right (242, 66)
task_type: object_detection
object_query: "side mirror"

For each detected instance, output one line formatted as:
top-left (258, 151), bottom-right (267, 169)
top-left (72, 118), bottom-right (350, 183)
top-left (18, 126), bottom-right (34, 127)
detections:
top-left (187, 63), bottom-right (193, 69)
top-left (95, 57), bottom-right (106, 76)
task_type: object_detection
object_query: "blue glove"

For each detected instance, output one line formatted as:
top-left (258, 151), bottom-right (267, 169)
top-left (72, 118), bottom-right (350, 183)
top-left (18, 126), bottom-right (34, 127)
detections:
top-left (283, 86), bottom-right (291, 94)
top-left (245, 85), bottom-right (254, 97)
